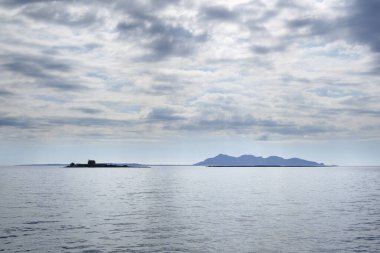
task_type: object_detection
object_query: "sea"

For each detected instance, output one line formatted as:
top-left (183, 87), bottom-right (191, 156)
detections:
top-left (0, 165), bottom-right (379, 252)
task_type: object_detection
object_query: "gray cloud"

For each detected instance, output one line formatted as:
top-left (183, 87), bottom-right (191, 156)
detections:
top-left (178, 113), bottom-right (335, 137)
top-left (284, 0), bottom-right (380, 57)
top-left (312, 86), bottom-right (360, 98)
top-left (43, 79), bottom-right (86, 91)
top-left (112, 0), bottom-right (181, 13)
top-left (3, 54), bottom-right (71, 75)
top-left (144, 84), bottom-right (182, 96)
top-left (343, 0), bottom-right (380, 75)
top-left (0, 0), bottom-right (379, 143)
top-left (146, 108), bottom-right (185, 122)
top-left (115, 1), bottom-right (207, 61)
top-left (33, 94), bottom-right (69, 104)
top-left (0, 113), bottom-right (133, 130)
top-left (181, 115), bottom-right (267, 131)
top-left (347, 109), bottom-right (380, 118)
top-left (321, 108), bottom-right (380, 118)
top-left (345, 0), bottom-right (380, 53)
top-left (271, 124), bottom-right (336, 136)
top-left (287, 18), bottom-right (334, 37)
top-left (42, 43), bottom-right (102, 55)
top-left (275, 1), bottom-right (303, 10)
top-left (21, 2), bottom-right (101, 27)
top-left (117, 18), bottom-right (207, 60)
top-left (251, 44), bottom-right (287, 55)
top-left (0, 0), bottom-right (60, 7)
top-left (71, 107), bottom-right (103, 115)
top-left (201, 5), bottom-right (238, 21)
top-left (149, 0), bottom-right (181, 9)
top-left (0, 109), bottom-right (338, 138)
top-left (139, 73), bottom-right (190, 96)
top-left (2, 54), bottom-right (87, 91)
top-left (0, 89), bottom-right (14, 97)
top-left (241, 2), bottom-right (308, 55)
top-left (0, 115), bottom-right (36, 129)
top-left (280, 74), bottom-right (310, 84)
top-left (48, 117), bottom-right (131, 127)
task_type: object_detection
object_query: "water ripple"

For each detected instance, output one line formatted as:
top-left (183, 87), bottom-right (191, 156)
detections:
top-left (0, 165), bottom-right (379, 252)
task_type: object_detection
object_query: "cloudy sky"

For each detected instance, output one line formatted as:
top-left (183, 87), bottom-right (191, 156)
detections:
top-left (0, 0), bottom-right (380, 165)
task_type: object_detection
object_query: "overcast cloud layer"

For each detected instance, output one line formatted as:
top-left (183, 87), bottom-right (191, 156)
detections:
top-left (1, 0), bottom-right (380, 155)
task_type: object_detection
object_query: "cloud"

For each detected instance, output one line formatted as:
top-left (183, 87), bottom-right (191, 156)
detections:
top-left (2, 54), bottom-right (87, 91)
top-left (0, 89), bottom-right (14, 97)
top-left (322, 108), bottom-right (380, 118)
top-left (3, 54), bottom-right (71, 75)
top-left (146, 108), bottom-right (185, 122)
top-left (113, 0), bottom-right (207, 61)
top-left (43, 80), bottom-right (86, 91)
top-left (341, 0), bottom-right (380, 74)
top-left (174, 109), bottom-right (337, 138)
top-left (201, 5), bottom-right (238, 21)
top-left (71, 107), bottom-right (103, 115)
top-left (180, 115), bottom-right (271, 131)
top-left (47, 117), bottom-right (132, 127)
top-left (287, 18), bottom-right (334, 37)
top-left (116, 17), bottom-right (207, 61)
top-left (345, 0), bottom-right (380, 53)
top-left (0, 0), bottom-right (379, 143)
top-left (0, 0), bottom-right (61, 7)
top-left (143, 84), bottom-right (182, 96)
top-left (275, 1), bottom-right (302, 10)
top-left (280, 0), bottom-right (380, 54)
top-left (21, 2), bottom-right (101, 27)
top-left (112, 0), bottom-right (181, 13)
top-left (271, 124), bottom-right (337, 136)
top-left (283, 0), bottom-right (380, 72)
top-left (0, 115), bottom-right (36, 129)
top-left (251, 44), bottom-right (287, 54)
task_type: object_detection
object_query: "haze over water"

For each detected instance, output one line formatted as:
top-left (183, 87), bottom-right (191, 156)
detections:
top-left (1, 165), bottom-right (379, 252)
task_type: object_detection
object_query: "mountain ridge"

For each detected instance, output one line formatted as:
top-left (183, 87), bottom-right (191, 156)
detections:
top-left (194, 154), bottom-right (325, 167)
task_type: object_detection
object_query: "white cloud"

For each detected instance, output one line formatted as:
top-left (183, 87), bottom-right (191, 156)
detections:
top-left (1, 0), bottom-right (380, 144)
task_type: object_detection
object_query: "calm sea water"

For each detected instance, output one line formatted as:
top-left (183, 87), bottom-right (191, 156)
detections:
top-left (0, 166), bottom-right (379, 252)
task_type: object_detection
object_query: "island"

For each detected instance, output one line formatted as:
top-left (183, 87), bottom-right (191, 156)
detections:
top-left (194, 154), bottom-right (327, 167)
top-left (67, 160), bottom-right (149, 168)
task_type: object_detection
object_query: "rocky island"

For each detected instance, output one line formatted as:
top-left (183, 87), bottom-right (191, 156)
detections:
top-left (194, 154), bottom-right (327, 167)
top-left (67, 160), bottom-right (149, 168)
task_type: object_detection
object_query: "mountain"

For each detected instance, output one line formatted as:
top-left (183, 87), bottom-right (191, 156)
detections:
top-left (194, 154), bottom-right (325, 167)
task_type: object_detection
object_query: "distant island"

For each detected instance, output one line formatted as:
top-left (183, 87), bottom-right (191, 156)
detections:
top-left (67, 160), bottom-right (149, 168)
top-left (194, 154), bottom-right (327, 167)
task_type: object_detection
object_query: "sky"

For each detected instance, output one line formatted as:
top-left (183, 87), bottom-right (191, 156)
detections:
top-left (0, 0), bottom-right (380, 165)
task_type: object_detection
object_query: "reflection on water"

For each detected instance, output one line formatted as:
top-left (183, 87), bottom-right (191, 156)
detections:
top-left (0, 166), bottom-right (379, 252)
